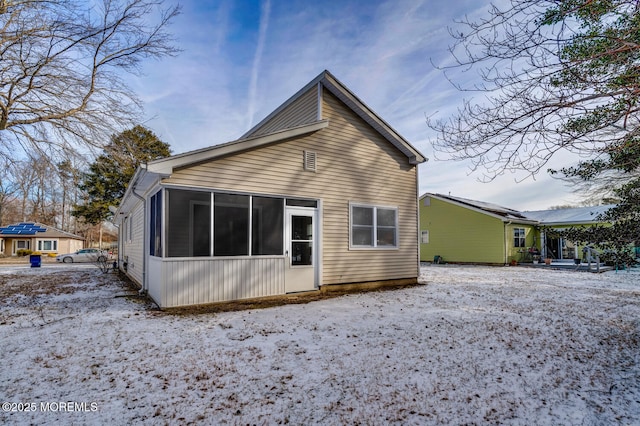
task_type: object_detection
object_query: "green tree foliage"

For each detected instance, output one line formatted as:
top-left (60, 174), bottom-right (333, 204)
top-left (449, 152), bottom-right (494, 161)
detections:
top-left (431, 0), bottom-right (639, 261)
top-left (73, 125), bottom-right (171, 224)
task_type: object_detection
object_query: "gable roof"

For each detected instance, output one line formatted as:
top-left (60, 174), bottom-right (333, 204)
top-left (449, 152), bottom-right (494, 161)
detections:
top-left (146, 70), bottom-right (424, 177)
top-left (118, 70), bottom-right (426, 217)
top-left (242, 70), bottom-right (425, 165)
top-left (0, 222), bottom-right (84, 240)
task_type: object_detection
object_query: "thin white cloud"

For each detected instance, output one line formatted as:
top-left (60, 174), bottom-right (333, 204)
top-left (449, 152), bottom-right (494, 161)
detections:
top-left (128, 0), bottom-right (591, 210)
top-left (247, 0), bottom-right (272, 129)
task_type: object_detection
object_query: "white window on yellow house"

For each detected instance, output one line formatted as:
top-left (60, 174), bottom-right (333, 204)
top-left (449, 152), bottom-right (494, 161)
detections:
top-left (421, 230), bottom-right (429, 244)
top-left (513, 228), bottom-right (526, 248)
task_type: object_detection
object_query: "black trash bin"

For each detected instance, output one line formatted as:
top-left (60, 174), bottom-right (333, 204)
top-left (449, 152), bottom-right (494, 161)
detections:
top-left (30, 254), bottom-right (42, 268)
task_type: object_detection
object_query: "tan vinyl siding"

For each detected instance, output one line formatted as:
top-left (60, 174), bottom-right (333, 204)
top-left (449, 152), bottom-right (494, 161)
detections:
top-left (165, 88), bottom-right (418, 285)
top-left (245, 87), bottom-right (319, 137)
top-left (148, 257), bottom-right (286, 308)
top-left (122, 201), bottom-right (145, 286)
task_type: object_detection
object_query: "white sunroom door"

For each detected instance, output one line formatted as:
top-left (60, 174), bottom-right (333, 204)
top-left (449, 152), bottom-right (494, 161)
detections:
top-left (285, 208), bottom-right (316, 293)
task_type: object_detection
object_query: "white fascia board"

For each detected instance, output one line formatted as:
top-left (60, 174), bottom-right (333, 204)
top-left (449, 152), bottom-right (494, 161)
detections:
top-left (147, 120), bottom-right (329, 175)
top-left (115, 167), bottom-right (165, 220)
top-left (115, 167), bottom-right (145, 219)
top-left (320, 72), bottom-right (426, 164)
top-left (242, 70), bottom-right (426, 165)
top-left (539, 220), bottom-right (608, 226)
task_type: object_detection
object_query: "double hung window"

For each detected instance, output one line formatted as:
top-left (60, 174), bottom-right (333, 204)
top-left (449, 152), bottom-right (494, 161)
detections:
top-left (514, 228), bottom-right (526, 248)
top-left (350, 203), bottom-right (398, 248)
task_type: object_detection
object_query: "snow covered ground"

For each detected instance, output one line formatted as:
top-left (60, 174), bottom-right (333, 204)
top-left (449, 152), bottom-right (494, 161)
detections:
top-left (1, 264), bottom-right (639, 425)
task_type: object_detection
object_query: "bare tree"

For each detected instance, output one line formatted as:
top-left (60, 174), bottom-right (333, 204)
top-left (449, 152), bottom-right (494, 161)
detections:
top-left (10, 159), bottom-right (37, 222)
top-left (430, 0), bottom-right (640, 261)
top-left (429, 0), bottom-right (639, 183)
top-left (57, 155), bottom-right (84, 232)
top-left (0, 0), bottom-right (180, 160)
top-left (0, 157), bottom-right (19, 225)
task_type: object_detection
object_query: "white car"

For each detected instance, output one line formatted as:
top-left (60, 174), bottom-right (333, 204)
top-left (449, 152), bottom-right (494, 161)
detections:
top-left (56, 248), bottom-right (108, 263)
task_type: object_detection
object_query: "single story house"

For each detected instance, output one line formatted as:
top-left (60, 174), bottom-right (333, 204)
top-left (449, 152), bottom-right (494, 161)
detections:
top-left (419, 193), bottom-right (614, 265)
top-left (524, 205), bottom-right (615, 261)
top-left (0, 222), bottom-right (84, 257)
top-left (115, 70), bottom-right (426, 308)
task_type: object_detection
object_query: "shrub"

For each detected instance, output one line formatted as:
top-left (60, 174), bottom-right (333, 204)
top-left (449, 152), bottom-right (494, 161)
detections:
top-left (16, 249), bottom-right (33, 257)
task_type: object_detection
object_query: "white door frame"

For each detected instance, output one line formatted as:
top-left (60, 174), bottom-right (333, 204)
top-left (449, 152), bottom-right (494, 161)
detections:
top-left (284, 207), bottom-right (317, 293)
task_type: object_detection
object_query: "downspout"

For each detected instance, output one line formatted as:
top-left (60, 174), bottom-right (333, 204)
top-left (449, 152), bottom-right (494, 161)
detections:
top-left (504, 221), bottom-right (512, 265)
top-left (415, 163), bottom-right (423, 278)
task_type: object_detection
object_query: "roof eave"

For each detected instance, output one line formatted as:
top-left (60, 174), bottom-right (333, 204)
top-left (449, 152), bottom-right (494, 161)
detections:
top-left (320, 71), bottom-right (426, 164)
top-left (147, 120), bottom-right (329, 175)
top-left (422, 193), bottom-right (536, 224)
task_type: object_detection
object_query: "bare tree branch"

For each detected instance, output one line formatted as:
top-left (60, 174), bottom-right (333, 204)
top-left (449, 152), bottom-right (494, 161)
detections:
top-left (429, 0), bottom-right (639, 182)
top-left (0, 0), bottom-right (180, 159)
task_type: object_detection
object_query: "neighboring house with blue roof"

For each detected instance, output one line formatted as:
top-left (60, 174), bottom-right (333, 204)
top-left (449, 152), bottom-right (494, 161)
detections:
top-left (0, 222), bottom-right (84, 257)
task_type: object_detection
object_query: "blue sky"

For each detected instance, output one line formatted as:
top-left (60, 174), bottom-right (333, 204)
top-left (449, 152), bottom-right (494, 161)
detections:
top-left (128, 0), bottom-right (586, 211)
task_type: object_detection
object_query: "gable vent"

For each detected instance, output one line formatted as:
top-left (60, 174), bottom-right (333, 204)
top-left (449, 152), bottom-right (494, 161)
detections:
top-left (303, 150), bottom-right (317, 172)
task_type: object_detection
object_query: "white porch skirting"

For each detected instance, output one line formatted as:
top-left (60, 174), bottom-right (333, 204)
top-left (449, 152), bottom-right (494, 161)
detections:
top-left (148, 256), bottom-right (286, 308)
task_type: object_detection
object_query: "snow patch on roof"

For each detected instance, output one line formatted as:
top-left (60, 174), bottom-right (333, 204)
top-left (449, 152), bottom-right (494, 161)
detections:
top-left (524, 205), bottom-right (615, 224)
top-left (431, 193), bottom-right (529, 220)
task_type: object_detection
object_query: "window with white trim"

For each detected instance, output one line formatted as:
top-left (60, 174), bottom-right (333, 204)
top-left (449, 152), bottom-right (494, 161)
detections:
top-left (37, 240), bottom-right (58, 251)
top-left (514, 228), bottom-right (526, 248)
top-left (350, 203), bottom-right (398, 248)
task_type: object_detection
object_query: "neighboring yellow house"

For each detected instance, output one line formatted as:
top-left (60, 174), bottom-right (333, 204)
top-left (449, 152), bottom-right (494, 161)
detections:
top-left (419, 193), bottom-right (615, 265)
top-left (419, 194), bottom-right (538, 265)
top-left (0, 222), bottom-right (84, 257)
top-left (115, 70), bottom-right (426, 308)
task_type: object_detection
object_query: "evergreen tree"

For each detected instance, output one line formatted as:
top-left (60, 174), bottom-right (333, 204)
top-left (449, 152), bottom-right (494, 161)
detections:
top-left (431, 0), bottom-right (639, 262)
top-left (73, 126), bottom-right (171, 225)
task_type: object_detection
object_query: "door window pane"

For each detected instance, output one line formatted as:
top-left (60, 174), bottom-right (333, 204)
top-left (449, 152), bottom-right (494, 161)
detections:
top-left (252, 197), bottom-right (283, 255)
top-left (291, 215), bottom-right (313, 266)
top-left (214, 193), bottom-right (249, 256)
top-left (292, 242), bottom-right (312, 266)
top-left (292, 215), bottom-right (313, 240)
top-left (286, 199), bottom-right (317, 208)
